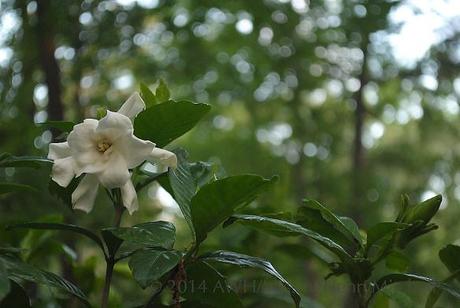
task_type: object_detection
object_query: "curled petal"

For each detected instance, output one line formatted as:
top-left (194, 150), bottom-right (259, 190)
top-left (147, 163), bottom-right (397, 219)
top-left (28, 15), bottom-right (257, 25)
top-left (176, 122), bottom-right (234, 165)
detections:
top-left (68, 119), bottom-right (100, 167)
top-left (149, 148), bottom-right (177, 168)
top-left (121, 179), bottom-right (138, 214)
top-left (116, 134), bottom-right (155, 169)
top-left (96, 111), bottom-right (133, 140)
top-left (48, 142), bottom-right (71, 160)
top-left (117, 92), bottom-right (145, 120)
top-left (71, 174), bottom-right (99, 213)
top-left (51, 157), bottom-right (76, 187)
top-left (96, 152), bottom-right (130, 189)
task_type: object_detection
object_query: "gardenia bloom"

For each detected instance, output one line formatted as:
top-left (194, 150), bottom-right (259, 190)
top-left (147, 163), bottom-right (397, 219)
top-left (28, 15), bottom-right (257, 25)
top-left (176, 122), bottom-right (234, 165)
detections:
top-left (48, 93), bottom-right (177, 214)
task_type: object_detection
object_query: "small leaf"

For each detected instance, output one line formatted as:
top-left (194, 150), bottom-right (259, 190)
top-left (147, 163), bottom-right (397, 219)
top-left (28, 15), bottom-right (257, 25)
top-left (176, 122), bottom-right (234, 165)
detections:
top-left (155, 79), bottom-right (170, 103)
top-left (181, 261), bottom-right (243, 308)
top-left (439, 244), bottom-right (460, 273)
top-left (7, 222), bottom-right (105, 255)
top-left (134, 100), bottom-right (211, 147)
top-left (128, 249), bottom-right (181, 288)
top-left (37, 121), bottom-right (75, 133)
top-left (191, 175), bottom-right (276, 244)
top-left (140, 82), bottom-right (157, 106)
top-left (201, 250), bottom-right (301, 308)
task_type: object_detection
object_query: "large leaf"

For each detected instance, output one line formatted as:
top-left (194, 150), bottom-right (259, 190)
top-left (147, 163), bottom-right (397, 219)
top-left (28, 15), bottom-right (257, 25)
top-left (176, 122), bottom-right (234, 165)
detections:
top-left (1, 255), bottom-right (88, 305)
top-left (128, 249), bottom-right (181, 288)
top-left (7, 222), bottom-right (105, 255)
top-left (180, 261), bottom-right (243, 308)
top-left (191, 175), bottom-right (276, 243)
top-left (369, 273), bottom-right (460, 306)
top-left (168, 149), bottom-right (197, 236)
top-left (0, 154), bottom-right (52, 169)
top-left (108, 221), bottom-right (176, 249)
top-left (201, 250), bottom-right (301, 308)
top-left (225, 214), bottom-right (351, 261)
top-left (134, 100), bottom-right (210, 147)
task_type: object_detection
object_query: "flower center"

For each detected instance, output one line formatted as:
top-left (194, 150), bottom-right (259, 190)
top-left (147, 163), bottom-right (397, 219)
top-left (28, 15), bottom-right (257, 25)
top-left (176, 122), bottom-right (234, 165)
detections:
top-left (96, 140), bottom-right (112, 153)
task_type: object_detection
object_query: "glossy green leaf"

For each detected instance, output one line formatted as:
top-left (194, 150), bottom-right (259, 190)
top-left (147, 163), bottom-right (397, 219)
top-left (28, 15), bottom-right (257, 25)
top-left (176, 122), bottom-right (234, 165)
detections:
top-left (181, 261), bottom-right (242, 308)
top-left (140, 82), bottom-right (157, 106)
top-left (108, 221), bottom-right (176, 249)
top-left (369, 273), bottom-right (460, 306)
top-left (439, 244), bottom-right (460, 273)
top-left (201, 250), bottom-right (300, 308)
top-left (225, 214), bottom-right (351, 261)
top-left (37, 121), bottom-right (75, 133)
top-left (339, 216), bottom-right (363, 245)
top-left (1, 255), bottom-right (89, 305)
top-left (155, 79), bottom-right (170, 103)
top-left (191, 175), bottom-right (276, 243)
top-left (101, 229), bottom-right (123, 258)
top-left (168, 149), bottom-right (197, 236)
top-left (128, 249), bottom-right (181, 288)
top-left (134, 100), bottom-right (211, 147)
top-left (7, 222), bottom-right (105, 255)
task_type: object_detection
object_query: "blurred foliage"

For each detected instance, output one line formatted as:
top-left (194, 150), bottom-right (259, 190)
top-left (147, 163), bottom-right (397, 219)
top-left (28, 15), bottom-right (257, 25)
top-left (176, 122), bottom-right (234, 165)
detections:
top-left (1, 0), bottom-right (460, 307)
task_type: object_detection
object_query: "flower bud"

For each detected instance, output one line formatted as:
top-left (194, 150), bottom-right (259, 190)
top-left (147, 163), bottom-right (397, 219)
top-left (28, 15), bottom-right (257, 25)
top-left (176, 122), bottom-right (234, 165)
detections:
top-left (403, 195), bottom-right (442, 225)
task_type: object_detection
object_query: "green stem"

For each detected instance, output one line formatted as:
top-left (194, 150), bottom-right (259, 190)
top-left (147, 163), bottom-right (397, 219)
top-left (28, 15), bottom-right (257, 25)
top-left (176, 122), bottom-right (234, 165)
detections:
top-left (101, 198), bottom-right (124, 308)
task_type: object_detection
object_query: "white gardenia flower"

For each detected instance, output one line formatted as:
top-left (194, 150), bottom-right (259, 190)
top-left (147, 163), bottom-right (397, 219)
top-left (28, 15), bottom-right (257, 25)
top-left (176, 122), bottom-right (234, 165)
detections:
top-left (47, 92), bottom-right (177, 214)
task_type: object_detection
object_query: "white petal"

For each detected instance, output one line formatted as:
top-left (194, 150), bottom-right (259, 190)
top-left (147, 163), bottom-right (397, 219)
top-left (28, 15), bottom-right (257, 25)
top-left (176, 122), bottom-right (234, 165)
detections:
top-left (96, 152), bottom-right (130, 189)
top-left (51, 157), bottom-right (75, 187)
top-left (48, 142), bottom-right (71, 160)
top-left (71, 174), bottom-right (99, 213)
top-left (120, 179), bottom-right (138, 214)
top-left (117, 92), bottom-right (146, 120)
top-left (149, 148), bottom-right (177, 168)
top-left (115, 134), bottom-right (155, 169)
top-left (96, 111), bottom-right (133, 140)
top-left (68, 119), bottom-right (100, 168)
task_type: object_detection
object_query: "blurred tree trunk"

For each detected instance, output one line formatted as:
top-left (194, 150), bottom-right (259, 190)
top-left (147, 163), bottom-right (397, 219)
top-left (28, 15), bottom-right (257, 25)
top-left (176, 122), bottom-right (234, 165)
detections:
top-left (36, 0), bottom-right (64, 123)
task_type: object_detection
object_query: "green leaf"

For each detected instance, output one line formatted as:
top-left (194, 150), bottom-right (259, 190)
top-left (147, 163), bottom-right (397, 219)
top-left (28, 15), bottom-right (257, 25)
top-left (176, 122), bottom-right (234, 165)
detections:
top-left (37, 121), bottom-right (75, 133)
top-left (380, 288), bottom-right (415, 308)
top-left (140, 82), bottom-right (157, 106)
top-left (191, 175), bottom-right (277, 243)
top-left (339, 216), bottom-right (363, 246)
top-left (1, 255), bottom-right (89, 305)
top-left (201, 250), bottom-right (301, 308)
top-left (134, 100), bottom-right (211, 147)
top-left (7, 222), bottom-right (105, 255)
top-left (0, 154), bottom-right (52, 169)
top-left (48, 176), bottom-right (82, 209)
top-left (439, 244), bottom-right (460, 273)
top-left (168, 149), bottom-right (197, 236)
top-left (101, 229), bottom-right (123, 258)
top-left (425, 270), bottom-right (460, 308)
top-left (181, 261), bottom-right (243, 308)
top-left (0, 281), bottom-right (30, 307)
top-left (108, 221), bottom-right (176, 249)
top-left (225, 214), bottom-right (351, 261)
top-left (385, 251), bottom-right (409, 272)
top-left (0, 183), bottom-right (37, 195)
top-left (300, 200), bottom-right (362, 249)
top-left (128, 249), bottom-right (181, 288)
top-left (274, 243), bottom-right (333, 266)
top-left (366, 222), bottom-right (407, 250)
top-left (155, 79), bottom-right (170, 103)
top-left (369, 273), bottom-right (460, 306)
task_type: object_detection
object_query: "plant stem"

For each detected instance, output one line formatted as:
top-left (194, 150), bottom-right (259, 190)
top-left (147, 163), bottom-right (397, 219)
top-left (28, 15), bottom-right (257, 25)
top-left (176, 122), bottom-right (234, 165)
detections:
top-left (101, 200), bottom-right (124, 308)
